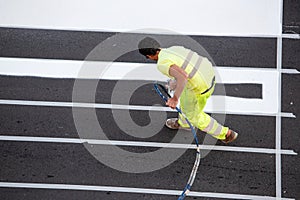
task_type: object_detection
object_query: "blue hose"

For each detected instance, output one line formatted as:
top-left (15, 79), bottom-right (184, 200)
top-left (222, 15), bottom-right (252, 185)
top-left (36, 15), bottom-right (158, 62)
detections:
top-left (153, 83), bottom-right (201, 200)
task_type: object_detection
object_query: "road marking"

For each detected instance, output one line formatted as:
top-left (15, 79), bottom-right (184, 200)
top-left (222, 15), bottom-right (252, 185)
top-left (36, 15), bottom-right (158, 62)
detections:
top-left (0, 135), bottom-right (297, 156)
top-left (276, 0), bottom-right (283, 198)
top-left (281, 69), bottom-right (300, 74)
top-left (0, 57), bottom-right (293, 115)
top-left (0, 0), bottom-right (281, 37)
top-left (0, 57), bottom-right (286, 80)
top-left (0, 99), bottom-right (295, 118)
top-left (0, 57), bottom-right (297, 78)
top-left (0, 182), bottom-right (295, 200)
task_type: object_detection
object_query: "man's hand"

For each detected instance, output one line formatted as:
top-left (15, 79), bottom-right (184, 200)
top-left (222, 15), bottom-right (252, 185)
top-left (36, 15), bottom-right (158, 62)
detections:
top-left (166, 97), bottom-right (178, 109)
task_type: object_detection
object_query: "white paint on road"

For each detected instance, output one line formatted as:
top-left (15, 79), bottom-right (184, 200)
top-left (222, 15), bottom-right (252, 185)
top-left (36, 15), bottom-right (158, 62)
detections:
top-left (0, 135), bottom-right (297, 155)
top-left (0, 99), bottom-right (295, 118)
top-left (0, 182), bottom-right (295, 200)
top-left (0, 57), bottom-right (292, 116)
top-left (275, 1), bottom-right (284, 197)
top-left (0, 0), bottom-right (281, 37)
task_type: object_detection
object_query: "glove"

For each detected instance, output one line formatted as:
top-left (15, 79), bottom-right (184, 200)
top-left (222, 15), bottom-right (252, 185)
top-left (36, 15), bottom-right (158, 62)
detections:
top-left (166, 79), bottom-right (177, 92)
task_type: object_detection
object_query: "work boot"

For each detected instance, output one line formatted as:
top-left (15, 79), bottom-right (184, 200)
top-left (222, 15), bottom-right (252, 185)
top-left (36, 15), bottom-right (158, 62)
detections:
top-left (222, 129), bottom-right (238, 144)
top-left (165, 118), bottom-right (191, 131)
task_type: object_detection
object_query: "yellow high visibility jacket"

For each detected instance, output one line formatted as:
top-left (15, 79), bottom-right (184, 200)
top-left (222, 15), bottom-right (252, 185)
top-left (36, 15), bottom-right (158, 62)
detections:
top-left (157, 46), bottom-right (228, 140)
top-left (157, 46), bottom-right (215, 94)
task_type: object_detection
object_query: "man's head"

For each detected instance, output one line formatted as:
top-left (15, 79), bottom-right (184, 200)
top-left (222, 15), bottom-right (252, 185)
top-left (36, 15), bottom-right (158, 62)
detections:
top-left (138, 37), bottom-right (161, 60)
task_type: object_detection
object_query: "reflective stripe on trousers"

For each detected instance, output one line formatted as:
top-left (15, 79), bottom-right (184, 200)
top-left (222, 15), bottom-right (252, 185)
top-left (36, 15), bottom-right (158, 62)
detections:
top-left (203, 118), bottom-right (224, 138)
top-left (178, 86), bottom-right (228, 140)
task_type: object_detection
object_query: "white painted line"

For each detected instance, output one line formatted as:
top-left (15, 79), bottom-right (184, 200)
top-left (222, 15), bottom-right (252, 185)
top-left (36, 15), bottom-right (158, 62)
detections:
top-left (282, 33), bottom-right (300, 39)
top-left (281, 69), bottom-right (300, 74)
top-left (0, 57), bottom-right (283, 115)
top-left (1, 57), bottom-right (297, 78)
top-left (0, 182), bottom-right (295, 200)
top-left (212, 111), bottom-right (295, 118)
top-left (0, 57), bottom-right (283, 81)
top-left (0, 99), bottom-right (173, 111)
top-left (276, 38), bottom-right (283, 200)
top-left (0, 135), bottom-right (297, 156)
top-left (276, 0), bottom-right (283, 198)
top-left (0, 0), bottom-right (280, 37)
top-left (0, 99), bottom-right (295, 118)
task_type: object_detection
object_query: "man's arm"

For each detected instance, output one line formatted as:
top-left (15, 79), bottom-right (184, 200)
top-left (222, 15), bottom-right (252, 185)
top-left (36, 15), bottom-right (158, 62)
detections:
top-left (166, 64), bottom-right (188, 109)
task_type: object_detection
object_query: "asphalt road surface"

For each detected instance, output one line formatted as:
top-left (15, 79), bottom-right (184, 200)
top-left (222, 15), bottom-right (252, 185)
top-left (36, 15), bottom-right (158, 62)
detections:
top-left (0, 1), bottom-right (299, 199)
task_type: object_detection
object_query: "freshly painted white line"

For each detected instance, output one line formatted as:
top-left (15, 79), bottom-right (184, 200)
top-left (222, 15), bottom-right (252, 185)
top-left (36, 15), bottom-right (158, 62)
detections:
top-left (0, 135), bottom-right (297, 155)
top-left (0, 99), bottom-right (295, 118)
top-left (1, 57), bottom-right (297, 78)
top-left (0, 57), bottom-right (159, 80)
top-left (276, 0), bottom-right (283, 198)
top-left (282, 34), bottom-right (300, 39)
top-left (0, 0), bottom-right (280, 37)
top-left (0, 182), bottom-right (295, 200)
top-left (0, 57), bottom-right (283, 81)
top-left (281, 69), bottom-right (300, 74)
top-left (0, 99), bottom-right (173, 111)
top-left (0, 57), bottom-right (281, 115)
top-left (276, 35), bottom-right (283, 200)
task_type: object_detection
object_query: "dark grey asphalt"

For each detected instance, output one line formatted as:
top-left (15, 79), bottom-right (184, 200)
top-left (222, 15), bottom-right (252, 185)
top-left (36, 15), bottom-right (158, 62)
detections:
top-left (0, 5), bottom-right (299, 200)
top-left (283, 0), bottom-right (300, 34)
top-left (0, 27), bottom-right (277, 68)
top-left (0, 75), bottom-right (298, 199)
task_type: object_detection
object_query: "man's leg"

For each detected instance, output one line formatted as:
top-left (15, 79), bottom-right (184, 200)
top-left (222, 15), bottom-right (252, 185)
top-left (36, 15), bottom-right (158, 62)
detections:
top-left (178, 88), bottom-right (228, 140)
top-left (197, 111), bottom-right (228, 140)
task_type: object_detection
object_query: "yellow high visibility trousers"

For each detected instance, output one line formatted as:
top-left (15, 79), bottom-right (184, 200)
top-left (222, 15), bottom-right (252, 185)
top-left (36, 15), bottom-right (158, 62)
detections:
top-left (178, 85), bottom-right (228, 140)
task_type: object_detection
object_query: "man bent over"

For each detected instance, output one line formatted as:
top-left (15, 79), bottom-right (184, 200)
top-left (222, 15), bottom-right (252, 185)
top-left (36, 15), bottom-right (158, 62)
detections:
top-left (138, 37), bottom-right (238, 143)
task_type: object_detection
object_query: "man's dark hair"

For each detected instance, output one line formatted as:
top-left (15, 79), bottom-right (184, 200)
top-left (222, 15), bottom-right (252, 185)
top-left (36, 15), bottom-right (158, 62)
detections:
top-left (138, 37), bottom-right (161, 57)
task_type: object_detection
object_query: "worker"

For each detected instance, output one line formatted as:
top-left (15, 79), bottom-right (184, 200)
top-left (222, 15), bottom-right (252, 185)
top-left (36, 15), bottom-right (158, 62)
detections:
top-left (138, 37), bottom-right (238, 143)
